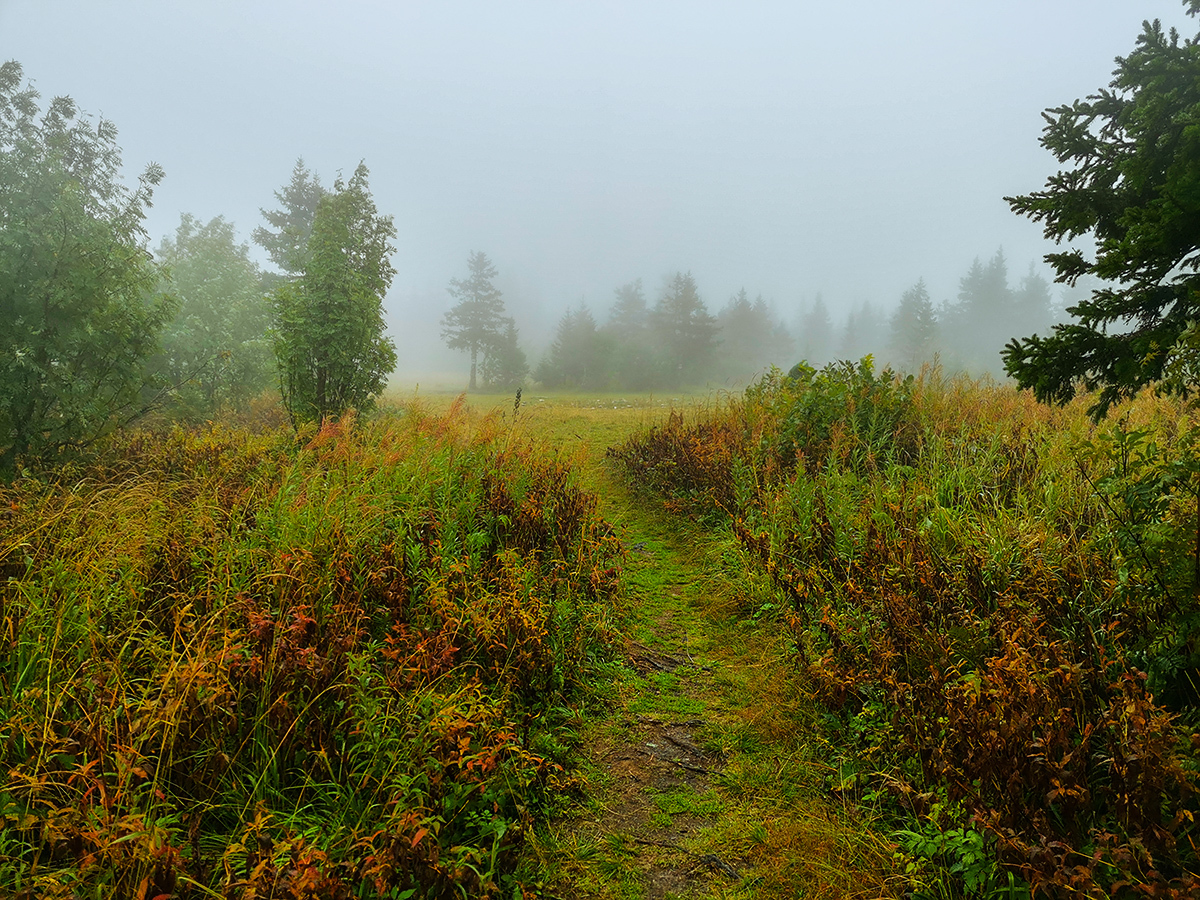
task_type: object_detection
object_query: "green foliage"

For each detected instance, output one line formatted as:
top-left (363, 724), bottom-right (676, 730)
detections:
top-left (0, 407), bottom-right (623, 897)
top-left (612, 369), bottom-right (1200, 896)
top-left (1004, 8), bottom-right (1200, 416)
top-left (895, 805), bottom-right (1022, 899)
top-left (155, 213), bottom-right (273, 418)
top-left (770, 357), bottom-right (918, 475)
top-left (0, 60), bottom-right (174, 474)
top-left (442, 251), bottom-right (511, 392)
top-left (480, 319), bottom-right (529, 390)
top-left (253, 158), bottom-right (326, 279)
top-left (272, 162), bottom-right (397, 425)
top-left (1080, 419), bottom-right (1200, 707)
top-left (652, 272), bottom-right (718, 387)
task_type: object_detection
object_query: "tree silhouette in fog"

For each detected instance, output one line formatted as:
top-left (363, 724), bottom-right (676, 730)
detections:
top-left (442, 251), bottom-right (510, 391)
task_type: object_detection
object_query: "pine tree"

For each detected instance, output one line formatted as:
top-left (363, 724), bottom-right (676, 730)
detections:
top-left (480, 319), bottom-right (528, 389)
top-left (652, 272), bottom-right (718, 387)
top-left (946, 250), bottom-right (1012, 374)
top-left (271, 162), bottom-right (396, 424)
top-left (537, 305), bottom-right (609, 389)
top-left (797, 294), bottom-right (834, 366)
top-left (442, 251), bottom-right (508, 391)
top-left (603, 279), bottom-right (656, 389)
top-left (889, 279), bottom-right (939, 371)
top-left (1005, 7), bottom-right (1200, 414)
top-left (253, 159), bottom-right (326, 280)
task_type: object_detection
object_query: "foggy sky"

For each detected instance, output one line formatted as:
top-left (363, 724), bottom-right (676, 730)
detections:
top-left (2, 1), bottom-right (1194, 381)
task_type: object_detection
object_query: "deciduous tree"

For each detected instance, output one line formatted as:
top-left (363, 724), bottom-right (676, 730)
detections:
top-left (155, 214), bottom-right (272, 418)
top-left (0, 60), bottom-right (173, 473)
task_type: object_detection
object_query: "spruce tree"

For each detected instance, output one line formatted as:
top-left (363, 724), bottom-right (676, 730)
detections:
top-left (442, 251), bottom-right (508, 390)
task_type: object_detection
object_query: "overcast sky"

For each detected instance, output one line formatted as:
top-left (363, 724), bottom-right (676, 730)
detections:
top-left (3, 1), bottom-right (1195, 379)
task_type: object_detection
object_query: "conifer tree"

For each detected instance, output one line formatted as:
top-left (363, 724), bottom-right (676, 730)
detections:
top-left (442, 251), bottom-right (508, 390)
top-left (1005, 6), bottom-right (1200, 414)
top-left (253, 159), bottom-right (326, 280)
top-left (889, 279), bottom-right (939, 371)
top-left (652, 272), bottom-right (717, 387)
top-left (272, 162), bottom-right (396, 424)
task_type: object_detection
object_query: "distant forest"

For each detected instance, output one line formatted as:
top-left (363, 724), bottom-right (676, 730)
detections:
top-left (517, 247), bottom-right (1066, 392)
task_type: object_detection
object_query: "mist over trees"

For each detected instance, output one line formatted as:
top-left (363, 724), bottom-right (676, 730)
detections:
top-left (0, 47), bottom-right (1095, 476)
top-left (0, 60), bottom-right (173, 473)
top-left (154, 214), bottom-right (273, 419)
top-left (271, 163), bottom-right (397, 424)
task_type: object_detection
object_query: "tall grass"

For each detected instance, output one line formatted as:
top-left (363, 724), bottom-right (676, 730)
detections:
top-left (0, 403), bottom-right (623, 898)
top-left (610, 360), bottom-right (1200, 898)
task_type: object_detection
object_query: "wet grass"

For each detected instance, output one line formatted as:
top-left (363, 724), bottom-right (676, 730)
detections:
top-left (435, 389), bottom-right (906, 898)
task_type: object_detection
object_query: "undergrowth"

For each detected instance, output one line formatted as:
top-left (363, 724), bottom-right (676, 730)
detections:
top-left (609, 359), bottom-right (1200, 898)
top-left (0, 400), bottom-right (623, 898)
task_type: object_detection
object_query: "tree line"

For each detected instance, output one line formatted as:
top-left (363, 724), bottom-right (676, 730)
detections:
top-left (442, 247), bottom-right (1063, 393)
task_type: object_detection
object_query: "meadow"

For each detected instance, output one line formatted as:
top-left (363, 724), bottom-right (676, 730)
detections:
top-left (609, 360), bottom-right (1200, 898)
top-left (5, 370), bottom-right (1198, 899)
top-left (0, 401), bottom-right (624, 898)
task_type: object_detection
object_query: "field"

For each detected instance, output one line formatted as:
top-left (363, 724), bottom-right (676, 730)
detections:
top-left (3, 371), bottom-right (1198, 898)
top-left (608, 362), bottom-right (1200, 898)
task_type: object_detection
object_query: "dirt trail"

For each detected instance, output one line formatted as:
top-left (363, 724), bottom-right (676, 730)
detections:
top-left (535, 410), bottom-right (902, 900)
top-left (568, 497), bottom-right (746, 899)
top-left (425, 393), bottom-right (900, 898)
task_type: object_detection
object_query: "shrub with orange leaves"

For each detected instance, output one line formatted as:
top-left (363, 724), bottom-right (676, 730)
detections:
top-left (0, 405), bottom-right (623, 897)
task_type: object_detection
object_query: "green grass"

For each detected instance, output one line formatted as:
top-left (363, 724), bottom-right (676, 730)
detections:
top-left (606, 361), bottom-right (1200, 897)
top-left (0, 408), bottom-right (625, 898)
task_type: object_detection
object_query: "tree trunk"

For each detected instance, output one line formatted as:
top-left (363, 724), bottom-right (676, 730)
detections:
top-left (469, 347), bottom-right (478, 391)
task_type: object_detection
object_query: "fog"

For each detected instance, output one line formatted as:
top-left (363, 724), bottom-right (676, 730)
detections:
top-left (3, 1), bottom-right (1193, 387)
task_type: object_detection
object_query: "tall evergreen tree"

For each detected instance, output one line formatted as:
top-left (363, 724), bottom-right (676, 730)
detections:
top-left (253, 158), bottom-right (326, 280)
top-left (1005, 6), bottom-right (1200, 414)
top-left (652, 272), bottom-right (718, 387)
top-left (717, 289), bottom-right (793, 381)
top-left (1012, 264), bottom-right (1055, 343)
top-left (480, 318), bottom-right (528, 390)
top-left (889, 279), bottom-right (939, 371)
top-left (272, 162), bottom-right (396, 424)
top-left (603, 279), bottom-right (657, 389)
top-left (442, 251), bottom-right (508, 391)
top-left (946, 249), bottom-right (1012, 374)
top-left (608, 279), bottom-right (649, 339)
top-left (797, 294), bottom-right (834, 366)
top-left (537, 305), bottom-right (609, 389)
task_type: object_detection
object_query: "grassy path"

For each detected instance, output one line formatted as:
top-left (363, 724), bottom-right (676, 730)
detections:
top-left (544, 460), bottom-right (901, 899)
top-left (407, 392), bottom-right (903, 899)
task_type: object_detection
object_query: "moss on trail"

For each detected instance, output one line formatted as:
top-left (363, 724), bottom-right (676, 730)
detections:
top-left (424, 389), bottom-right (904, 899)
